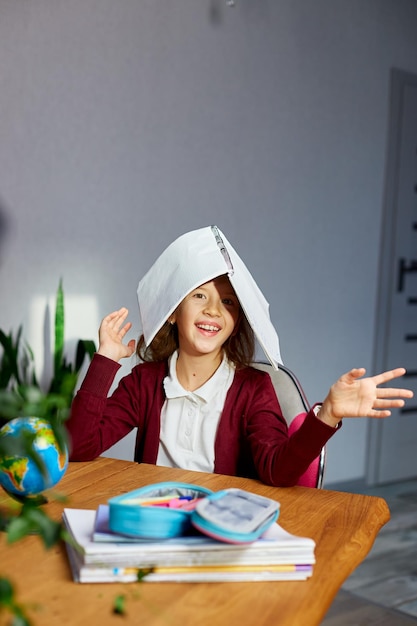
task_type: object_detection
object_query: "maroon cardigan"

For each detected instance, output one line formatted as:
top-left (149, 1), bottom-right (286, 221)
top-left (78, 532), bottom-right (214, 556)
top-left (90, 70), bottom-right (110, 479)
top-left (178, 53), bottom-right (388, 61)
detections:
top-left (67, 354), bottom-right (337, 487)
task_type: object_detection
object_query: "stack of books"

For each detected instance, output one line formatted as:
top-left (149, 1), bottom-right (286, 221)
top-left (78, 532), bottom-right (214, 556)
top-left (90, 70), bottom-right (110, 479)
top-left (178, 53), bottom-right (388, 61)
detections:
top-left (63, 505), bottom-right (316, 583)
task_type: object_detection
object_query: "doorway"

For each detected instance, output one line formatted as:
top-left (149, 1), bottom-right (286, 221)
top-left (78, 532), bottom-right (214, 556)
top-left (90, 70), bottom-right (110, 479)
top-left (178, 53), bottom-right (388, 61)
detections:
top-left (366, 68), bottom-right (417, 485)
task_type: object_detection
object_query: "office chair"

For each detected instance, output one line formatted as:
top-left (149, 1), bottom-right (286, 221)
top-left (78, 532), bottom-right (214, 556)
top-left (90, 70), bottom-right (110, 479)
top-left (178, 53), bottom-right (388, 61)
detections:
top-left (252, 362), bottom-right (326, 488)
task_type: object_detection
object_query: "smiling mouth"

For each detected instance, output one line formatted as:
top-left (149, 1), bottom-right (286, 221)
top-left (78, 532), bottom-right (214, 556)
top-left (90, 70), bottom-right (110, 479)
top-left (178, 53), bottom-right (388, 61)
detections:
top-left (196, 324), bottom-right (221, 333)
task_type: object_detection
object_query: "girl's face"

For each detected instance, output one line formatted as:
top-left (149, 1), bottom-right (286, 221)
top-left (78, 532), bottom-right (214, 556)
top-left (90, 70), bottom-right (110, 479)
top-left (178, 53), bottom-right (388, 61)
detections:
top-left (171, 275), bottom-right (240, 359)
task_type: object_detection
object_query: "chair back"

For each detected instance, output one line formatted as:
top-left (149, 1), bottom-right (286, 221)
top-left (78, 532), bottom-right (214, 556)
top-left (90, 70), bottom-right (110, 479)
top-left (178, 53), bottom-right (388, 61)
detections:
top-left (252, 362), bottom-right (326, 488)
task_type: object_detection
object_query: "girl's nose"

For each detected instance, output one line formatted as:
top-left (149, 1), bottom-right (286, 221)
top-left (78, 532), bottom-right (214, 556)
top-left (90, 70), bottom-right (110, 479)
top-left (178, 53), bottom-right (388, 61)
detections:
top-left (204, 298), bottom-right (221, 316)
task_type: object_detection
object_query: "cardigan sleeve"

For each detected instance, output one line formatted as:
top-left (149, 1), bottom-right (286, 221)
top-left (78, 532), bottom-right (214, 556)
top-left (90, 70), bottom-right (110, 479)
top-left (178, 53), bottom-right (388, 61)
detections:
top-left (247, 373), bottom-right (338, 486)
top-left (215, 368), bottom-right (338, 487)
top-left (67, 354), bottom-right (137, 461)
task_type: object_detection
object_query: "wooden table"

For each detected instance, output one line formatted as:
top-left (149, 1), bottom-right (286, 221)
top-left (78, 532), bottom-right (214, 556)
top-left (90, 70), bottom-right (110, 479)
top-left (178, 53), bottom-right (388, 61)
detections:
top-left (0, 457), bottom-right (390, 626)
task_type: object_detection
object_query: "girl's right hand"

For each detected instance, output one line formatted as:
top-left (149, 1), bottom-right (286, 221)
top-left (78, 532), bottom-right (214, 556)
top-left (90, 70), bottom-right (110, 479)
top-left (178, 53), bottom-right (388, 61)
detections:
top-left (97, 308), bottom-right (136, 362)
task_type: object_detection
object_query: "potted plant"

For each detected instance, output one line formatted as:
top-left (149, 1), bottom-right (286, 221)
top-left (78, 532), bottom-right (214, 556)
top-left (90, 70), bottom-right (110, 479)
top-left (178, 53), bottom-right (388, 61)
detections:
top-left (0, 280), bottom-right (96, 624)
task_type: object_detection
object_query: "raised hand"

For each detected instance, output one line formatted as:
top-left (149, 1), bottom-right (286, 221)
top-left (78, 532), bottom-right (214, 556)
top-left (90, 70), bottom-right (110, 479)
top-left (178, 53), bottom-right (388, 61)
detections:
top-left (317, 367), bottom-right (414, 428)
top-left (97, 308), bottom-right (136, 362)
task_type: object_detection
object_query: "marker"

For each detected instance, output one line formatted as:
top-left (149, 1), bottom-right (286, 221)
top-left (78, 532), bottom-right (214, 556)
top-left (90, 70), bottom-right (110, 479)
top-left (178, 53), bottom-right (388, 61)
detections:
top-left (148, 496), bottom-right (198, 509)
top-left (121, 494), bottom-right (193, 506)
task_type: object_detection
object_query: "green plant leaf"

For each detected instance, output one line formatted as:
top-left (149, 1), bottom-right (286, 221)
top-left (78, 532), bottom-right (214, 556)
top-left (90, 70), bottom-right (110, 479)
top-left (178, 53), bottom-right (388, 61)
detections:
top-left (10, 615), bottom-right (31, 626)
top-left (0, 327), bottom-right (38, 391)
top-left (0, 389), bottom-right (24, 420)
top-left (6, 504), bottom-right (64, 548)
top-left (53, 279), bottom-right (65, 381)
top-left (0, 578), bottom-right (31, 625)
top-left (20, 341), bottom-right (39, 390)
top-left (0, 328), bottom-right (21, 387)
top-left (0, 428), bottom-right (37, 458)
top-left (113, 594), bottom-right (126, 615)
top-left (24, 506), bottom-right (63, 548)
top-left (0, 577), bottom-right (14, 604)
top-left (75, 339), bottom-right (96, 372)
top-left (6, 515), bottom-right (34, 543)
top-left (136, 568), bottom-right (153, 582)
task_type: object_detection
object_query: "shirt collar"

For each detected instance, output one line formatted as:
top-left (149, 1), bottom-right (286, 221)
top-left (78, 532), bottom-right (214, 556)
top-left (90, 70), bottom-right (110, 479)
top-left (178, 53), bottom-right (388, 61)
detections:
top-left (163, 351), bottom-right (234, 403)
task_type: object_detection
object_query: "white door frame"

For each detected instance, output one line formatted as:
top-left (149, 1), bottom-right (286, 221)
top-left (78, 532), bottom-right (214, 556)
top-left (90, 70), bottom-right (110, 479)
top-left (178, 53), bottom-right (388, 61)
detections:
top-left (366, 68), bottom-right (417, 485)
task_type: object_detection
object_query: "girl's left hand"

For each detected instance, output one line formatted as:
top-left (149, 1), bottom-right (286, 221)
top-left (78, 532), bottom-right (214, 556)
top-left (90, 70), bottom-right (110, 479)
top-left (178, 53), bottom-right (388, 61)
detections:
top-left (317, 367), bottom-right (414, 428)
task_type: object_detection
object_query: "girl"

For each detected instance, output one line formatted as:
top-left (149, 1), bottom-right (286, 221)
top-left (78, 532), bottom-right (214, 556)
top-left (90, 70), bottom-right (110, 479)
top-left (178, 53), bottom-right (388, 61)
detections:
top-left (67, 226), bottom-right (413, 487)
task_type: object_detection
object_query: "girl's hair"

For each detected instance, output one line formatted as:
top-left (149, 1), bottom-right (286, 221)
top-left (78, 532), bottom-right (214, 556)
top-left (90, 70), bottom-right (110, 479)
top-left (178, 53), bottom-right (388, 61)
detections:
top-left (136, 314), bottom-right (255, 369)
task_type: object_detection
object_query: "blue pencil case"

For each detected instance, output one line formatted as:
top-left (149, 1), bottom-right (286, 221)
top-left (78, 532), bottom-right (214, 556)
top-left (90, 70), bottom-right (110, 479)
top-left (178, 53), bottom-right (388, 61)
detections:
top-left (108, 483), bottom-right (279, 544)
top-left (108, 481), bottom-right (213, 539)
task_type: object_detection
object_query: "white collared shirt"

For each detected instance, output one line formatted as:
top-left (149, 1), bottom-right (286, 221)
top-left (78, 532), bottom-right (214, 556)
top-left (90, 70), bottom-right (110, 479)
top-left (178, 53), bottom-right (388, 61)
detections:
top-left (156, 351), bottom-right (235, 472)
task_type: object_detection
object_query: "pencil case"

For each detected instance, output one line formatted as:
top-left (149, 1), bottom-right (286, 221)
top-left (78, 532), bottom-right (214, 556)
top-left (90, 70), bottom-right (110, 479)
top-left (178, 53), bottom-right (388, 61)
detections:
top-left (108, 483), bottom-right (279, 544)
top-left (191, 488), bottom-right (280, 544)
top-left (108, 481), bottom-right (213, 539)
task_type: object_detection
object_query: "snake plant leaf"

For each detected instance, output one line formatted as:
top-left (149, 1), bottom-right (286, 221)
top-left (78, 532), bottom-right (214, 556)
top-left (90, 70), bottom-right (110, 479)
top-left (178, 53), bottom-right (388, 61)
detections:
top-left (0, 327), bottom-right (22, 387)
top-left (0, 327), bottom-right (38, 391)
top-left (75, 339), bottom-right (96, 372)
top-left (22, 341), bottom-right (39, 388)
top-left (54, 278), bottom-right (65, 379)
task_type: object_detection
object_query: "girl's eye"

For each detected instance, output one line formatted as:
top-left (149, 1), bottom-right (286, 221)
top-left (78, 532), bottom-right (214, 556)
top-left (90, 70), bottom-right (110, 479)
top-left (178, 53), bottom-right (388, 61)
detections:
top-left (222, 298), bottom-right (236, 306)
top-left (192, 292), bottom-right (205, 299)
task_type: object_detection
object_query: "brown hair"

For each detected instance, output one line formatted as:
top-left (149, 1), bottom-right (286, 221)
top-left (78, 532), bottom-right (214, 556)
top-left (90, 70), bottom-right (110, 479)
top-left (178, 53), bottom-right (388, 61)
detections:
top-left (136, 314), bottom-right (255, 369)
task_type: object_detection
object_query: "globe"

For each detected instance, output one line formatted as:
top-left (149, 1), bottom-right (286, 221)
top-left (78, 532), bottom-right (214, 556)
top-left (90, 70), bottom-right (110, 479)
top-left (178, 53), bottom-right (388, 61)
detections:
top-left (0, 417), bottom-right (68, 496)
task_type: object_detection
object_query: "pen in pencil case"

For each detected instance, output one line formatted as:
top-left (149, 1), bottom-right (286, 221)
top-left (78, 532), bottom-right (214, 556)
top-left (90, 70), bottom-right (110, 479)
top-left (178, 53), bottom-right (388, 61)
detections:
top-left (143, 496), bottom-right (199, 509)
top-left (121, 496), bottom-right (204, 510)
top-left (121, 494), bottom-right (193, 506)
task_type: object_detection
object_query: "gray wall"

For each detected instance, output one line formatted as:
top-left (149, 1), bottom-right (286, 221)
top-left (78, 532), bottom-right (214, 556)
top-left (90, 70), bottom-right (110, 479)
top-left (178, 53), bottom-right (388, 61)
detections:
top-left (1, 0), bottom-right (417, 484)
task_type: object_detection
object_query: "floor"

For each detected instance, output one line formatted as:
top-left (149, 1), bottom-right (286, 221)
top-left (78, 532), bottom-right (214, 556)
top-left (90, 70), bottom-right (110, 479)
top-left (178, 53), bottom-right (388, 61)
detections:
top-left (321, 478), bottom-right (417, 625)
